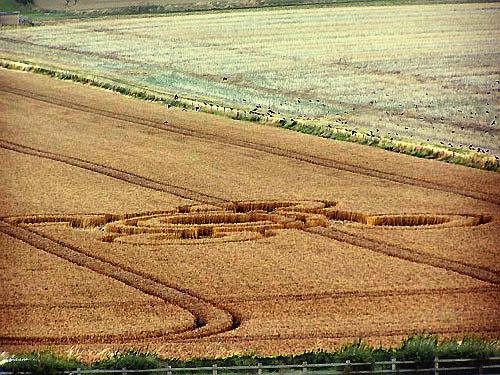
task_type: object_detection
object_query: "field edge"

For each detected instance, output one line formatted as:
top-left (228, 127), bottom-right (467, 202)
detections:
top-left (0, 58), bottom-right (497, 172)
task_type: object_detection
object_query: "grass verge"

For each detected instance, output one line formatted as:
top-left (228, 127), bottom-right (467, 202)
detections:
top-left (1, 336), bottom-right (499, 372)
top-left (0, 58), bottom-right (497, 172)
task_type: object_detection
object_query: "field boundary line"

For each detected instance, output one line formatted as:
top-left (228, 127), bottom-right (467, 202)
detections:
top-left (0, 139), bottom-right (227, 206)
top-left (1, 84), bottom-right (498, 205)
top-left (305, 226), bottom-right (500, 286)
top-left (0, 222), bottom-right (237, 345)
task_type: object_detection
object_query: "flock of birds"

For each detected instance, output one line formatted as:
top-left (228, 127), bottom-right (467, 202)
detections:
top-left (161, 76), bottom-right (498, 161)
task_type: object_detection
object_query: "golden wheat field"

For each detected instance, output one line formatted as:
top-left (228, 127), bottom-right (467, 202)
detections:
top-left (1, 67), bottom-right (499, 359)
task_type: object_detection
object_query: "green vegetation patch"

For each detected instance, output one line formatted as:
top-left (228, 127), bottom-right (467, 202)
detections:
top-left (1, 336), bottom-right (499, 372)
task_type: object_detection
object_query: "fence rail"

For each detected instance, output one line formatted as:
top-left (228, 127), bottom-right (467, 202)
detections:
top-left (1, 357), bottom-right (500, 375)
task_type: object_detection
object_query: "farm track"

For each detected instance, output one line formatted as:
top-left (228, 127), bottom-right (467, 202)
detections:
top-left (216, 286), bottom-right (500, 303)
top-left (2, 139), bottom-right (498, 287)
top-left (0, 139), bottom-right (226, 206)
top-left (186, 326), bottom-right (500, 344)
top-left (0, 221), bottom-right (236, 345)
top-left (305, 227), bottom-right (500, 286)
top-left (1, 86), bottom-right (499, 206)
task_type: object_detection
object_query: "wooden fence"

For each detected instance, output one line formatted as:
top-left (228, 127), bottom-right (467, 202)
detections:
top-left (2, 356), bottom-right (500, 374)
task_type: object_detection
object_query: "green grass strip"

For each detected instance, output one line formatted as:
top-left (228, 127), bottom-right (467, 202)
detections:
top-left (1, 336), bottom-right (499, 372)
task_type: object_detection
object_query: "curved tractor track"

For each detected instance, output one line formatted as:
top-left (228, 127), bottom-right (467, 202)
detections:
top-left (217, 286), bottom-right (499, 303)
top-left (0, 221), bottom-right (237, 345)
top-left (192, 326), bottom-right (500, 344)
top-left (1, 86), bottom-right (499, 206)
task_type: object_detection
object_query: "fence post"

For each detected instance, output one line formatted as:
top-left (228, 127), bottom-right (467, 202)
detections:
top-left (166, 364), bottom-right (172, 375)
top-left (257, 362), bottom-right (263, 375)
top-left (346, 359), bottom-right (351, 374)
top-left (76, 368), bottom-right (82, 375)
top-left (302, 361), bottom-right (307, 373)
top-left (122, 367), bottom-right (127, 375)
top-left (391, 357), bottom-right (396, 374)
top-left (434, 357), bottom-right (439, 375)
top-left (212, 363), bottom-right (218, 375)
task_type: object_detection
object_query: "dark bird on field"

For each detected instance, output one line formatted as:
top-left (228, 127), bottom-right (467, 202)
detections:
top-left (163, 120), bottom-right (168, 124)
top-left (174, 94), bottom-right (179, 100)
top-left (222, 77), bottom-right (228, 81)
top-left (491, 120), bottom-right (496, 126)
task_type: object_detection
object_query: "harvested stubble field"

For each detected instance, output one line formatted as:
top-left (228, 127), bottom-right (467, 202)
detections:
top-left (0, 68), bottom-right (499, 359)
top-left (1, 2), bottom-right (499, 163)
